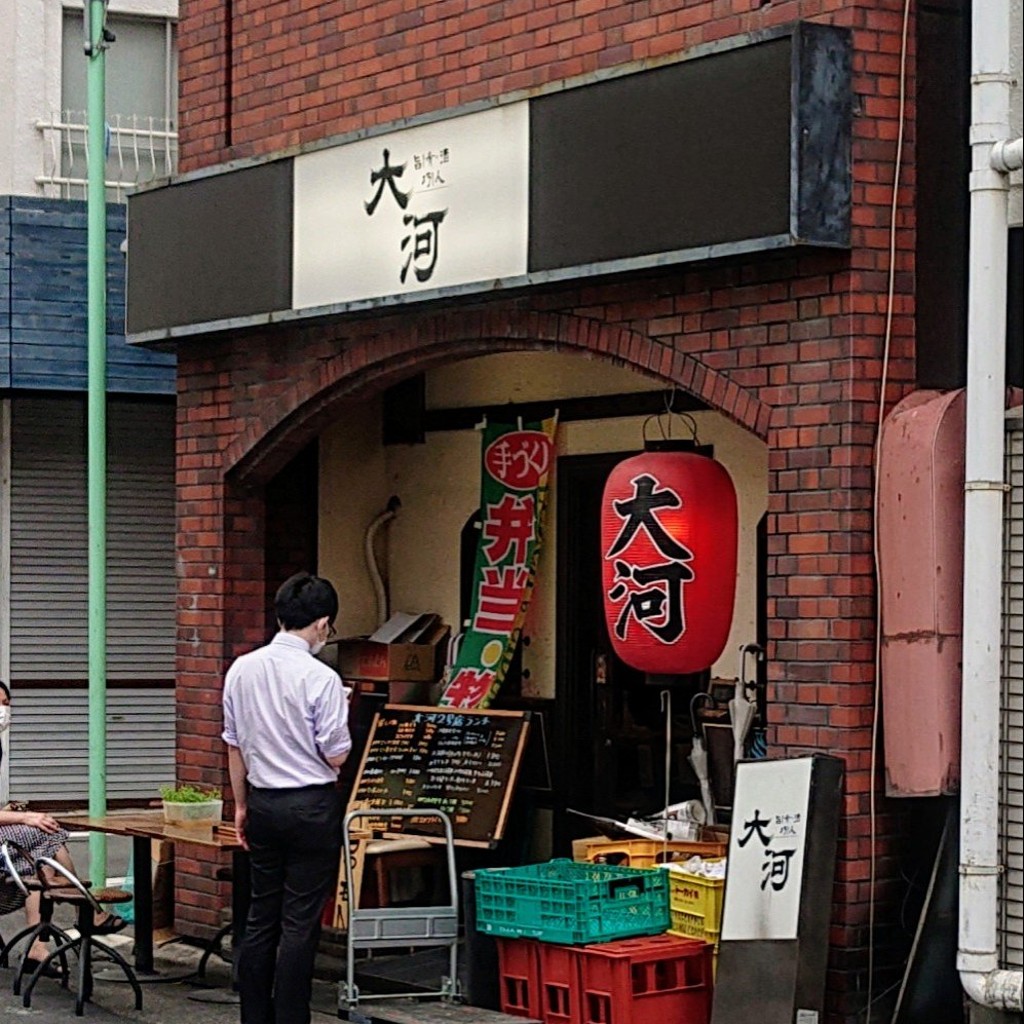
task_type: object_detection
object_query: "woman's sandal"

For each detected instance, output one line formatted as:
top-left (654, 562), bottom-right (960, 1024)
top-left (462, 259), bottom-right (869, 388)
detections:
top-left (93, 912), bottom-right (128, 936)
top-left (23, 955), bottom-right (64, 979)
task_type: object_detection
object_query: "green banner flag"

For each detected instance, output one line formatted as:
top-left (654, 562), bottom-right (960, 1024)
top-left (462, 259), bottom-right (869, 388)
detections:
top-left (439, 417), bottom-right (557, 708)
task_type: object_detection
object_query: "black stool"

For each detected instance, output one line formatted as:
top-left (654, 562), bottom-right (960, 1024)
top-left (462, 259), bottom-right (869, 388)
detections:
top-left (22, 856), bottom-right (142, 1016)
top-left (0, 840), bottom-right (72, 988)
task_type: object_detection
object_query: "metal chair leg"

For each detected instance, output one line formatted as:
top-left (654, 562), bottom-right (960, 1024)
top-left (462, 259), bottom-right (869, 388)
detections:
top-left (5, 923), bottom-right (40, 975)
top-left (196, 919), bottom-right (234, 980)
top-left (94, 938), bottom-right (143, 1010)
top-left (21, 937), bottom-right (80, 1008)
top-left (12, 922), bottom-right (76, 996)
top-left (75, 934), bottom-right (92, 1016)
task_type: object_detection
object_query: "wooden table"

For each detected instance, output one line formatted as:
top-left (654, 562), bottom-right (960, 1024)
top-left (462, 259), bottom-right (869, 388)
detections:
top-left (56, 811), bottom-right (248, 975)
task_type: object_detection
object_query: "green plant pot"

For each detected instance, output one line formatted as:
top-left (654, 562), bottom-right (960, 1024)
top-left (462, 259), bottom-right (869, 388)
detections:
top-left (162, 798), bottom-right (223, 827)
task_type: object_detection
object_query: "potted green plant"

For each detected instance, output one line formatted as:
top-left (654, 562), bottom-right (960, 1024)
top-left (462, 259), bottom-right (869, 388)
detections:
top-left (160, 784), bottom-right (223, 827)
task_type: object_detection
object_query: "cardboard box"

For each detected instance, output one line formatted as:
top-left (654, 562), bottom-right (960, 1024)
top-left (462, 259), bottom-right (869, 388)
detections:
top-left (332, 612), bottom-right (449, 684)
top-left (388, 680), bottom-right (432, 704)
top-left (151, 839), bottom-right (175, 932)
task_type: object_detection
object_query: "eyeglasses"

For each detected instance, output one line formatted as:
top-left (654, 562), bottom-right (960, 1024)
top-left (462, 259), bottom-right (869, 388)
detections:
top-left (327, 623), bottom-right (337, 639)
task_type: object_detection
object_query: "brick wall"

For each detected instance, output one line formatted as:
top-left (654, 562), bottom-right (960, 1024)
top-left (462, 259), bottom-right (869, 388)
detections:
top-left (171, 2), bottom-right (918, 1020)
top-left (178, 0), bottom-right (907, 177)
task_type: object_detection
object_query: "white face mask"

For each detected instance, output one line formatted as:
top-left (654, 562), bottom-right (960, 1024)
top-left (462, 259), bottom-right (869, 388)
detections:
top-left (310, 641), bottom-right (325, 657)
top-left (0, 707), bottom-right (10, 731)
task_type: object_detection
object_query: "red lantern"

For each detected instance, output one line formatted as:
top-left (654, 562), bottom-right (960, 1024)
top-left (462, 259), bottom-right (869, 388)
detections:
top-left (600, 445), bottom-right (738, 675)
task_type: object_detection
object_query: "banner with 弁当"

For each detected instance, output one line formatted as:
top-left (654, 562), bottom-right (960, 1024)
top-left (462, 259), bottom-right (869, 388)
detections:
top-left (439, 417), bottom-right (557, 708)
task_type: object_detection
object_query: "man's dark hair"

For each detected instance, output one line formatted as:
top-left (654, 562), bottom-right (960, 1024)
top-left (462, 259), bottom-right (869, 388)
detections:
top-left (275, 573), bottom-right (339, 631)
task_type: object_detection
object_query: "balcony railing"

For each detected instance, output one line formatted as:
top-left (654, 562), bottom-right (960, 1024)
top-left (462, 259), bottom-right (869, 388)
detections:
top-left (36, 111), bottom-right (178, 202)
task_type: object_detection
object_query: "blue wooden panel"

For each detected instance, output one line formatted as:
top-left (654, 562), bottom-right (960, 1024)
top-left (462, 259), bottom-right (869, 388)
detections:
top-left (2, 195), bottom-right (174, 395)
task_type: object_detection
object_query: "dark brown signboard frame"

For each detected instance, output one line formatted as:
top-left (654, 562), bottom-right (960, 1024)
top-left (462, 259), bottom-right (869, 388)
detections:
top-left (127, 22), bottom-right (852, 342)
top-left (346, 704), bottom-right (531, 848)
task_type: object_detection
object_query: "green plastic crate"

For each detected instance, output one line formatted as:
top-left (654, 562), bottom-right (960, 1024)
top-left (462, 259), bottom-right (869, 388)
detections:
top-left (474, 859), bottom-right (670, 944)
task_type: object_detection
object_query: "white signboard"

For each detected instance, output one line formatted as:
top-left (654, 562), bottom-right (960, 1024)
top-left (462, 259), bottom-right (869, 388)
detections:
top-left (293, 103), bottom-right (529, 310)
top-left (720, 757), bottom-right (814, 941)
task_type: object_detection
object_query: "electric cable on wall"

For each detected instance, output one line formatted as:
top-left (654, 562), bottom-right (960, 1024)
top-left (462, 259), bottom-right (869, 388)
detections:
top-left (867, 0), bottom-right (913, 1015)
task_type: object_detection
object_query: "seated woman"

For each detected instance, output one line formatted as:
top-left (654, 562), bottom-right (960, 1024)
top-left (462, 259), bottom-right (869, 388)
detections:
top-left (0, 681), bottom-right (126, 974)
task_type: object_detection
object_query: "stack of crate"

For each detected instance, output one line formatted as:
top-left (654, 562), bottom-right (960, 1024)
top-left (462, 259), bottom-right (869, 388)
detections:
top-left (664, 862), bottom-right (727, 974)
top-left (571, 836), bottom-right (728, 976)
top-left (474, 859), bottom-right (714, 1024)
top-left (570, 836), bottom-right (728, 868)
top-left (494, 934), bottom-right (713, 1024)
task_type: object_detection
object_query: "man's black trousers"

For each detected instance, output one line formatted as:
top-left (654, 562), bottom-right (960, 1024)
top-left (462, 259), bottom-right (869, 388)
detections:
top-left (237, 783), bottom-right (342, 1024)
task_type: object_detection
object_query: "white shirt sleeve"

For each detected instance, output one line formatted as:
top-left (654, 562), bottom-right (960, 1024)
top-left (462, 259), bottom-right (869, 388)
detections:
top-left (222, 667), bottom-right (239, 747)
top-left (314, 675), bottom-right (352, 760)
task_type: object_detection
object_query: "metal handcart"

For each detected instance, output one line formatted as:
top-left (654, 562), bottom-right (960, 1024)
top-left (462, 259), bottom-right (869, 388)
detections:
top-left (340, 808), bottom-right (460, 1022)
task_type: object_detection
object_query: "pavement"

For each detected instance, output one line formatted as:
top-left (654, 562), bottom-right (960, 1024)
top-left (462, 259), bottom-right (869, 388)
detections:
top-left (1, 829), bottom-right (478, 1024)
top-left (0, 932), bottom-right (342, 1024)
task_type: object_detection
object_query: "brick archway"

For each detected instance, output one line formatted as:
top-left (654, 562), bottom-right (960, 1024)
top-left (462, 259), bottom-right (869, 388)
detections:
top-left (175, 268), bottom-right (897, 1005)
top-left (222, 309), bottom-right (770, 486)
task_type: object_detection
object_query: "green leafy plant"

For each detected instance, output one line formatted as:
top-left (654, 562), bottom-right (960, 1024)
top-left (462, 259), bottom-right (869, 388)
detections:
top-left (160, 784), bottom-right (221, 804)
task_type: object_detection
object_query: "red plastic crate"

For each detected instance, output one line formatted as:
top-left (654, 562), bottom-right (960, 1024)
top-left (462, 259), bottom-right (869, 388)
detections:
top-left (497, 937), bottom-right (542, 1019)
top-left (576, 934), bottom-right (713, 1024)
top-left (536, 941), bottom-right (584, 1024)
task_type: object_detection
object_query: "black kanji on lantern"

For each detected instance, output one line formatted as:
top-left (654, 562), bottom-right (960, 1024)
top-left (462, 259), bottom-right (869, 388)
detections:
top-left (605, 472), bottom-right (695, 645)
top-left (607, 474), bottom-right (691, 560)
top-left (608, 558), bottom-right (693, 643)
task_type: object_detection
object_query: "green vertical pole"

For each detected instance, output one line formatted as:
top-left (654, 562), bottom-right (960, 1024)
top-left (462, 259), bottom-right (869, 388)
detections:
top-left (86, 0), bottom-right (108, 885)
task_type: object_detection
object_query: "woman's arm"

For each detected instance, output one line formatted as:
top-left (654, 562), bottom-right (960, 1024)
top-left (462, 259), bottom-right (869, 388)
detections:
top-left (0, 808), bottom-right (61, 833)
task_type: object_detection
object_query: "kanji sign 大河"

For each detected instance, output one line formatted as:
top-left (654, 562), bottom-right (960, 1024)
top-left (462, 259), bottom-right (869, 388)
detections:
top-left (439, 418), bottom-right (557, 708)
top-left (600, 447), bottom-right (738, 675)
top-left (292, 103), bottom-right (528, 310)
top-left (721, 757), bottom-right (813, 941)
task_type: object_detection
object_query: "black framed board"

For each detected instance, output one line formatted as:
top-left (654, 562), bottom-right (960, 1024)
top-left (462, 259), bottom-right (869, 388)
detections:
top-left (347, 704), bottom-right (531, 848)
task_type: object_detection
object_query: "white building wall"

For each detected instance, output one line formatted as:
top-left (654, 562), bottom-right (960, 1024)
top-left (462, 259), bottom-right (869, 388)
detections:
top-left (0, 0), bottom-right (63, 195)
top-left (0, 0), bottom-right (178, 198)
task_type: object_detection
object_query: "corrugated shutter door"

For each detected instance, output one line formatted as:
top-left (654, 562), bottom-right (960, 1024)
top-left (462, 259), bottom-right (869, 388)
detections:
top-left (1000, 412), bottom-right (1023, 969)
top-left (7, 396), bottom-right (176, 801)
top-left (11, 689), bottom-right (176, 801)
top-left (8, 399), bottom-right (88, 673)
top-left (106, 401), bottom-right (177, 675)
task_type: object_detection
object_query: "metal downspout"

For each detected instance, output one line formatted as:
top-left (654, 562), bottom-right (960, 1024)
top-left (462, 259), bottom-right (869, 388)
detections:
top-left (958, 0), bottom-right (1024, 1004)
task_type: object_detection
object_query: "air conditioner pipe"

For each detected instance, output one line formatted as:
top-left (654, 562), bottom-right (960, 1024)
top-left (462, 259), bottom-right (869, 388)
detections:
top-left (365, 496), bottom-right (401, 628)
top-left (959, 0), bottom-right (1023, 1002)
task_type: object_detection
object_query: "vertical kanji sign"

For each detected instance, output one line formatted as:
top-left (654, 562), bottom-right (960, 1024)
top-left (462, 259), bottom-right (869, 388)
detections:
top-left (439, 418), bottom-right (557, 709)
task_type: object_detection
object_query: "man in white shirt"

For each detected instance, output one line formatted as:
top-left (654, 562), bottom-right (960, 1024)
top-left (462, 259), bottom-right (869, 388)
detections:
top-left (223, 573), bottom-right (352, 1024)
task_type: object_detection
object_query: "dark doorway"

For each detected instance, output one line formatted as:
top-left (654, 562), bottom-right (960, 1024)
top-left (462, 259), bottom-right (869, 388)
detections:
top-left (264, 440), bottom-right (320, 638)
top-left (553, 451), bottom-right (703, 853)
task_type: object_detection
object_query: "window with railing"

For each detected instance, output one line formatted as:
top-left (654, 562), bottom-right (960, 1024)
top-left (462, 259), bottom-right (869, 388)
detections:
top-left (38, 12), bottom-right (177, 201)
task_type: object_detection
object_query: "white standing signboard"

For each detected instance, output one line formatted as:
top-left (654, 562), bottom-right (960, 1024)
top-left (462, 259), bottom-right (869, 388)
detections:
top-left (721, 756), bottom-right (814, 942)
top-left (293, 103), bottom-right (529, 311)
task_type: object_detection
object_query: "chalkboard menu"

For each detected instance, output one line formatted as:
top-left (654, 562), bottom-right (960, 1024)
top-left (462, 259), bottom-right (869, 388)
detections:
top-left (348, 704), bottom-right (531, 847)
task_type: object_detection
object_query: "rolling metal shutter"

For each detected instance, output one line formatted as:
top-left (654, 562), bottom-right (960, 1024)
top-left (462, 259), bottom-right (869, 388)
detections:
top-left (1000, 409), bottom-right (1023, 969)
top-left (12, 689), bottom-right (176, 801)
top-left (6, 396), bottom-right (176, 801)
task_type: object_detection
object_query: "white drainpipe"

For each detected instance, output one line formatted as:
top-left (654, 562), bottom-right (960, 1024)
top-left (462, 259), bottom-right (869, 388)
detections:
top-left (959, 0), bottom-right (1024, 1004)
